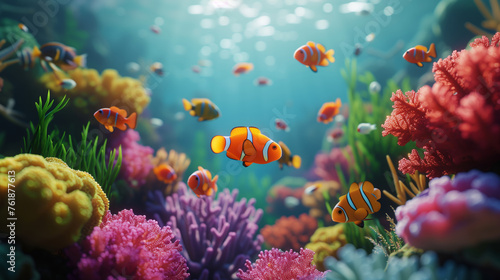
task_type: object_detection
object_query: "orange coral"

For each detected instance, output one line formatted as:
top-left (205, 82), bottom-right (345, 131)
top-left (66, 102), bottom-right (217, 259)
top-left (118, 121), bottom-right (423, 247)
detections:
top-left (260, 214), bottom-right (318, 251)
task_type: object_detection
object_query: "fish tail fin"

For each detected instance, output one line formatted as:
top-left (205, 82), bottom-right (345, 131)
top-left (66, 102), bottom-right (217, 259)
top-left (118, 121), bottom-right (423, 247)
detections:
top-left (210, 135), bottom-right (227, 154)
top-left (74, 54), bottom-right (87, 67)
top-left (373, 188), bottom-right (381, 200)
top-left (212, 175), bottom-right (218, 193)
top-left (182, 98), bottom-right (192, 111)
top-left (126, 112), bottom-right (137, 129)
top-left (292, 155), bottom-right (301, 169)
top-left (32, 46), bottom-right (41, 57)
top-left (428, 43), bottom-right (436, 58)
top-left (325, 49), bottom-right (335, 63)
top-left (370, 124), bottom-right (377, 130)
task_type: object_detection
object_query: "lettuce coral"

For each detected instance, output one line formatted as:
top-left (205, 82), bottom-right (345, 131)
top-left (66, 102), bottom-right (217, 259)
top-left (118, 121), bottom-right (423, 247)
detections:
top-left (395, 170), bottom-right (500, 252)
top-left (236, 248), bottom-right (326, 280)
top-left (305, 224), bottom-right (347, 271)
top-left (261, 213), bottom-right (318, 252)
top-left (66, 209), bottom-right (189, 280)
top-left (148, 183), bottom-right (263, 280)
top-left (0, 154), bottom-right (109, 251)
top-left (382, 33), bottom-right (500, 178)
top-left (39, 68), bottom-right (150, 116)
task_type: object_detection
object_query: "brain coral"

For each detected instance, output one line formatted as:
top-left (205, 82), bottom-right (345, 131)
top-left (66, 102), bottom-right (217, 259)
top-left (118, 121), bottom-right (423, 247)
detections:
top-left (39, 68), bottom-right (150, 116)
top-left (305, 224), bottom-right (347, 271)
top-left (0, 154), bottom-right (109, 251)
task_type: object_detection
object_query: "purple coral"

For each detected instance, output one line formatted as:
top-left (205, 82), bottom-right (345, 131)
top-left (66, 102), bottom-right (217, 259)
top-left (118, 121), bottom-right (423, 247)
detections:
top-left (66, 209), bottom-right (189, 280)
top-left (108, 130), bottom-right (154, 188)
top-left (148, 183), bottom-right (263, 280)
top-left (236, 248), bottom-right (326, 280)
top-left (395, 170), bottom-right (500, 252)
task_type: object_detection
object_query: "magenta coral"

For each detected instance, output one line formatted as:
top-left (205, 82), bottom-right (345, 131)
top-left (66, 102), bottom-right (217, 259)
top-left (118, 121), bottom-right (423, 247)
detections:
top-left (108, 130), bottom-right (154, 188)
top-left (395, 170), bottom-right (500, 252)
top-left (236, 248), bottom-right (326, 280)
top-left (66, 209), bottom-right (189, 280)
top-left (382, 33), bottom-right (500, 178)
top-left (311, 146), bottom-right (354, 182)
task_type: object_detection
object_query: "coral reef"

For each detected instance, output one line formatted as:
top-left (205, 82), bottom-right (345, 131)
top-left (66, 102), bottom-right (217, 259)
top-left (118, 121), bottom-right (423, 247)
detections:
top-left (395, 170), bottom-right (500, 252)
top-left (382, 33), bottom-right (500, 178)
top-left (302, 180), bottom-right (342, 223)
top-left (66, 209), bottom-right (189, 280)
top-left (147, 148), bottom-right (191, 196)
top-left (311, 146), bottom-right (354, 183)
top-left (39, 68), bottom-right (150, 117)
top-left (0, 154), bottom-right (108, 251)
top-left (108, 129), bottom-right (153, 189)
top-left (324, 244), bottom-right (481, 280)
top-left (148, 184), bottom-right (263, 280)
top-left (0, 39), bottom-right (24, 73)
top-left (261, 213), bottom-right (318, 252)
top-left (237, 248), bottom-right (326, 280)
top-left (466, 0), bottom-right (500, 36)
top-left (383, 155), bottom-right (427, 205)
top-left (266, 183), bottom-right (307, 218)
top-left (305, 224), bottom-right (347, 271)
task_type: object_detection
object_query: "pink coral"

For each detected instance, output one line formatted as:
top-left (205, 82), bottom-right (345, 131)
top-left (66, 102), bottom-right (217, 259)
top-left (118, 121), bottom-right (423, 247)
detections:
top-left (395, 170), bottom-right (500, 252)
top-left (382, 33), bottom-right (500, 178)
top-left (108, 130), bottom-right (154, 188)
top-left (66, 209), bottom-right (189, 280)
top-left (311, 146), bottom-right (354, 182)
top-left (236, 248), bottom-right (326, 280)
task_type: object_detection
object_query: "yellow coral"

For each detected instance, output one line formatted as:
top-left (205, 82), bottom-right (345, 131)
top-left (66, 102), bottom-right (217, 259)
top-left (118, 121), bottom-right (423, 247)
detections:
top-left (148, 148), bottom-right (191, 195)
top-left (305, 224), bottom-right (347, 271)
top-left (39, 68), bottom-right (150, 116)
top-left (383, 155), bottom-right (427, 206)
top-left (0, 154), bottom-right (109, 251)
top-left (466, 0), bottom-right (500, 36)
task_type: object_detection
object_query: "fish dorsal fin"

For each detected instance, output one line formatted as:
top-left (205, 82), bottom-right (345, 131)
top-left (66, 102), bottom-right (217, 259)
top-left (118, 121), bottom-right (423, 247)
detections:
top-left (205, 169), bottom-right (212, 179)
top-left (110, 106), bottom-right (127, 117)
top-left (198, 166), bottom-right (204, 172)
top-left (230, 126), bottom-right (248, 137)
top-left (415, 45), bottom-right (428, 52)
top-left (349, 182), bottom-right (360, 192)
top-left (360, 181), bottom-right (375, 193)
top-left (279, 141), bottom-right (291, 156)
top-left (248, 126), bottom-right (261, 135)
top-left (339, 194), bottom-right (346, 201)
top-left (243, 139), bottom-right (256, 156)
top-left (307, 41), bottom-right (316, 47)
top-left (317, 43), bottom-right (326, 53)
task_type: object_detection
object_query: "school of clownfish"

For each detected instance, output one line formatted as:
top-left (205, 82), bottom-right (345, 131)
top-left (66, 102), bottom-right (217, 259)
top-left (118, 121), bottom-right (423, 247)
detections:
top-left (14, 23), bottom-right (437, 227)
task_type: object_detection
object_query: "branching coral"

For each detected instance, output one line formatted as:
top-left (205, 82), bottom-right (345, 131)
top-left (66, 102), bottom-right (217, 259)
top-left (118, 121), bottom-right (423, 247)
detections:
top-left (383, 155), bottom-right (427, 205)
top-left (40, 68), bottom-right (150, 117)
top-left (395, 170), bottom-right (500, 252)
top-left (237, 248), bottom-right (326, 280)
top-left (305, 224), bottom-right (347, 271)
top-left (0, 154), bottom-right (108, 251)
top-left (302, 180), bottom-right (342, 223)
top-left (147, 183), bottom-right (263, 280)
top-left (261, 213), bottom-right (318, 252)
top-left (0, 38), bottom-right (24, 72)
top-left (66, 209), bottom-right (189, 280)
top-left (466, 0), bottom-right (500, 36)
top-left (147, 148), bottom-right (191, 196)
top-left (382, 33), bottom-right (500, 178)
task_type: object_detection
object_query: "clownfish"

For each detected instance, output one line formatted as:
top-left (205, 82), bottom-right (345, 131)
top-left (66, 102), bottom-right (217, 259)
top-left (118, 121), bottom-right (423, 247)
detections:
top-left (403, 43), bottom-right (436, 67)
top-left (32, 42), bottom-right (87, 71)
top-left (317, 98), bottom-right (342, 124)
top-left (294, 41), bottom-right (334, 73)
top-left (277, 141), bottom-right (301, 170)
top-left (233, 62), bottom-right (253, 76)
top-left (187, 166), bottom-right (218, 197)
top-left (331, 181), bottom-right (381, 228)
top-left (182, 98), bottom-right (221, 121)
top-left (210, 126), bottom-right (282, 167)
top-left (154, 164), bottom-right (177, 184)
top-left (94, 106), bottom-right (137, 132)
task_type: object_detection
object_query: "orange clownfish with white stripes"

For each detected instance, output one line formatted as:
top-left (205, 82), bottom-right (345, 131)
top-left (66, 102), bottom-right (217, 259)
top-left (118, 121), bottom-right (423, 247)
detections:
top-left (210, 126), bottom-right (282, 167)
top-left (331, 181), bottom-right (381, 228)
top-left (294, 41), bottom-right (335, 73)
top-left (187, 166), bottom-right (218, 197)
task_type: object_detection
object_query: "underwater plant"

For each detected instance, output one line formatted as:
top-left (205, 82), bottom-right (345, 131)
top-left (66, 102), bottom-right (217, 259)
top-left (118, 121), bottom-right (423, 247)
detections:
top-left (260, 213), bottom-right (318, 252)
top-left (342, 221), bottom-right (376, 254)
top-left (395, 169), bottom-right (500, 252)
top-left (0, 154), bottom-right (109, 251)
top-left (22, 92), bottom-right (122, 195)
top-left (237, 248), bottom-right (327, 280)
top-left (382, 33), bottom-right (500, 178)
top-left (324, 244), bottom-right (481, 280)
top-left (383, 155), bottom-right (428, 206)
top-left (365, 213), bottom-right (404, 257)
top-left (66, 209), bottom-right (189, 280)
top-left (305, 224), bottom-right (347, 271)
top-left (147, 183), bottom-right (263, 280)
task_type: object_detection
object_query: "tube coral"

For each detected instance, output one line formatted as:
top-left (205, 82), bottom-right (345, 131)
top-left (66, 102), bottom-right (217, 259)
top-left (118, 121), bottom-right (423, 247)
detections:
top-left (66, 209), bottom-right (189, 280)
top-left (236, 248), bottom-right (326, 280)
top-left (261, 213), bottom-right (318, 252)
top-left (395, 170), bottom-right (500, 252)
top-left (382, 33), bottom-right (500, 178)
top-left (0, 154), bottom-right (108, 251)
top-left (305, 224), bottom-right (347, 271)
top-left (148, 183), bottom-right (263, 280)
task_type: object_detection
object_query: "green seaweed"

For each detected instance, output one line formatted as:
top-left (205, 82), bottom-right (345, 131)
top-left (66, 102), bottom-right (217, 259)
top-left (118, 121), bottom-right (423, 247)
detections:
top-left (21, 91), bottom-right (121, 196)
top-left (366, 213), bottom-right (405, 256)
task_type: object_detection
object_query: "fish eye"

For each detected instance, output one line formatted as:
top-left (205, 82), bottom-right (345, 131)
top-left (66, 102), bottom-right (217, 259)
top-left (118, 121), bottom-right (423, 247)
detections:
top-left (195, 177), bottom-right (198, 180)
top-left (99, 109), bottom-right (103, 114)
top-left (272, 145), bottom-right (277, 150)
top-left (337, 210), bottom-right (342, 214)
